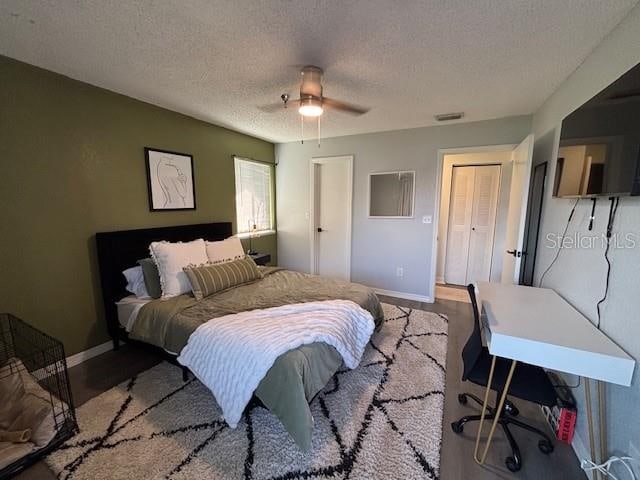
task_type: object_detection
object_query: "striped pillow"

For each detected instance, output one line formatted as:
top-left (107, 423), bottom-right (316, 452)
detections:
top-left (183, 257), bottom-right (261, 300)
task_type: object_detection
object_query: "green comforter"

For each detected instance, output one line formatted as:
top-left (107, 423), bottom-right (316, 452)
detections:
top-left (129, 268), bottom-right (383, 450)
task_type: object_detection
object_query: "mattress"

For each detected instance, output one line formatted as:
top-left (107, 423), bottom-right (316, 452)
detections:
top-left (115, 295), bottom-right (151, 332)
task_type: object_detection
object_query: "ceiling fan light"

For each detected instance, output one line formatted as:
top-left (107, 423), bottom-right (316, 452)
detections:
top-left (298, 98), bottom-right (323, 117)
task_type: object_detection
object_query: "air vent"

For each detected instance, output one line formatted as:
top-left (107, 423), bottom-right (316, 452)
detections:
top-left (435, 112), bottom-right (464, 122)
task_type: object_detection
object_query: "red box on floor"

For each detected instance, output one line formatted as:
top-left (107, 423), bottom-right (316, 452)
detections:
top-left (557, 407), bottom-right (576, 443)
top-left (541, 404), bottom-right (577, 444)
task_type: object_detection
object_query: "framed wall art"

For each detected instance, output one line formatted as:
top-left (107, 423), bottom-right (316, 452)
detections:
top-left (144, 147), bottom-right (196, 211)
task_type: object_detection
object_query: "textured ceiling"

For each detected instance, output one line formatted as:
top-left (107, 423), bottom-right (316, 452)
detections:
top-left (0, 0), bottom-right (637, 143)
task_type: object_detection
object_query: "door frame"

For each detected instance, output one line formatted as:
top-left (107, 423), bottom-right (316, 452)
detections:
top-left (520, 161), bottom-right (548, 285)
top-left (309, 155), bottom-right (354, 279)
top-left (430, 144), bottom-right (516, 300)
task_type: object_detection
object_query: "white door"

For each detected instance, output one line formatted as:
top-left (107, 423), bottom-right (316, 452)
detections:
top-left (501, 134), bottom-right (534, 284)
top-left (311, 156), bottom-right (353, 280)
top-left (444, 166), bottom-right (475, 285)
top-left (467, 165), bottom-right (501, 283)
top-left (445, 165), bottom-right (500, 285)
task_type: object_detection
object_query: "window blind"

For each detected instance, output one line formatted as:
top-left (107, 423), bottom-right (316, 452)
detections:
top-left (234, 157), bottom-right (274, 234)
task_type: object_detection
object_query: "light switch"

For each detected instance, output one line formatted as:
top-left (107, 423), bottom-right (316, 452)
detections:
top-left (422, 215), bottom-right (432, 224)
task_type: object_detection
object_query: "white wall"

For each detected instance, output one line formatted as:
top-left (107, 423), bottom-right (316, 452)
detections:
top-left (437, 150), bottom-right (514, 284)
top-left (531, 4), bottom-right (640, 476)
top-left (276, 115), bottom-right (531, 300)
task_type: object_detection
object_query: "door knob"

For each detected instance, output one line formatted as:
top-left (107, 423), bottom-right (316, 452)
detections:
top-left (317, 227), bottom-right (323, 232)
top-left (507, 249), bottom-right (517, 257)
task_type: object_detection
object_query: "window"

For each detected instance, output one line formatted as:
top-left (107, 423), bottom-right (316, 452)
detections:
top-left (234, 157), bottom-right (275, 235)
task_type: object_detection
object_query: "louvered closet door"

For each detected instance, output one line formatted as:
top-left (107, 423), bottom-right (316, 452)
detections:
top-left (444, 165), bottom-right (500, 285)
top-left (444, 166), bottom-right (476, 285)
top-left (466, 165), bottom-right (500, 284)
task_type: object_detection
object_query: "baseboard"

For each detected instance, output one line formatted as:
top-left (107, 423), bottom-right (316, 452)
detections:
top-left (374, 288), bottom-right (434, 303)
top-left (436, 276), bottom-right (445, 284)
top-left (66, 341), bottom-right (113, 368)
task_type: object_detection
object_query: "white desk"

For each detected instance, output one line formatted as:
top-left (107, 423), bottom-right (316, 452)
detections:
top-left (471, 281), bottom-right (636, 472)
top-left (478, 282), bottom-right (634, 386)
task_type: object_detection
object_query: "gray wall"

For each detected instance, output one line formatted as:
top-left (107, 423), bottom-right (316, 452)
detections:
top-left (531, 4), bottom-right (640, 475)
top-left (276, 115), bottom-right (531, 299)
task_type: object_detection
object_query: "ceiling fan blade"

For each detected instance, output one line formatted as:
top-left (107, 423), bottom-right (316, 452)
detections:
top-left (257, 99), bottom-right (300, 113)
top-left (323, 97), bottom-right (370, 115)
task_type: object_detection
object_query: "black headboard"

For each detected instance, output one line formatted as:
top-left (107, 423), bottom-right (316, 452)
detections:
top-left (95, 222), bottom-right (233, 340)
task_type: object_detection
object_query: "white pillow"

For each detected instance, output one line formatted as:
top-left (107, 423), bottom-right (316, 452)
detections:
top-left (205, 237), bottom-right (245, 264)
top-left (122, 266), bottom-right (150, 299)
top-left (149, 239), bottom-right (208, 298)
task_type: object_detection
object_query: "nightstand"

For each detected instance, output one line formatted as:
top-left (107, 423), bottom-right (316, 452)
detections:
top-left (248, 253), bottom-right (271, 266)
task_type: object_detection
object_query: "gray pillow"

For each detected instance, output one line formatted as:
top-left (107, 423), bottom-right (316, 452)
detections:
top-left (183, 257), bottom-right (261, 301)
top-left (137, 258), bottom-right (162, 299)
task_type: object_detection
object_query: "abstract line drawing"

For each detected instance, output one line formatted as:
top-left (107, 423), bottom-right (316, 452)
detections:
top-left (145, 148), bottom-right (195, 211)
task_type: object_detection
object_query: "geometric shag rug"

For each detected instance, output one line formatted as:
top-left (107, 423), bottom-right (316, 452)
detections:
top-left (46, 304), bottom-right (448, 480)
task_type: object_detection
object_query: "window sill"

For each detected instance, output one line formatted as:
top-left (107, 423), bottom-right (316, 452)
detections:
top-left (235, 229), bottom-right (276, 239)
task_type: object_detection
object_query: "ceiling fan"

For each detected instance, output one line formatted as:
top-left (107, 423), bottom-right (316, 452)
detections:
top-left (260, 65), bottom-right (370, 117)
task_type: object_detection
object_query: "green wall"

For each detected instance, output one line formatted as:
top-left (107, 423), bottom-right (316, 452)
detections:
top-left (0, 56), bottom-right (276, 355)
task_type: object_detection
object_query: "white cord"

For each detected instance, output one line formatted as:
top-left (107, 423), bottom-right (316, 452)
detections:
top-left (581, 456), bottom-right (639, 480)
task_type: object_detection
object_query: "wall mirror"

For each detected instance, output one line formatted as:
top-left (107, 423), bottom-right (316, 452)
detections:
top-left (368, 171), bottom-right (415, 218)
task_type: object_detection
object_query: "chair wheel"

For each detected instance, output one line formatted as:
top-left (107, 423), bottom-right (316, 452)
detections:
top-left (505, 402), bottom-right (519, 417)
top-left (457, 394), bottom-right (468, 405)
top-left (505, 456), bottom-right (521, 472)
top-left (451, 421), bottom-right (464, 434)
top-left (538, 439), bottom-right (554, 454)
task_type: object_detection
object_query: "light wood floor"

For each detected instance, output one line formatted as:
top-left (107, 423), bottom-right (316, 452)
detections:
top-left (435, 283), bottom-right (471, 303)
top-left (17, 296), bottom-right (585, 480)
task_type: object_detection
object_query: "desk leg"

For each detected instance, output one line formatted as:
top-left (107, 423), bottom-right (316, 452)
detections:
top-left (474, 356), bottom-right (518, 465)
top-left (473, 356), bottom-right (496, 464)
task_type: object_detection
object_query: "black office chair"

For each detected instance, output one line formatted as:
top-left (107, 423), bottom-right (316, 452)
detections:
top-left (451, 284), bottom-right (557, 472)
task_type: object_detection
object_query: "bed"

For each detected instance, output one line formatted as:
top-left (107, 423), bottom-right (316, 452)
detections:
top-left (95, 222), bottom-right (383, 450)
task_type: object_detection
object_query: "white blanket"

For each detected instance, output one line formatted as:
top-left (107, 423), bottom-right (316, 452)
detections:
top-left (177, 300), bottom-right (375, 428)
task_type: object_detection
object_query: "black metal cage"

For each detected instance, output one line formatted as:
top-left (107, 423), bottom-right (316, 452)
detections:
top-left (0, 313), bottom-right (78, 479)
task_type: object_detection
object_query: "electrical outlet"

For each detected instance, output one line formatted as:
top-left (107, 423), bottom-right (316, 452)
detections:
top-left (396, 267), bottom-right (404, 278)
top-left (422, 215), bottom-right (432, 224)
